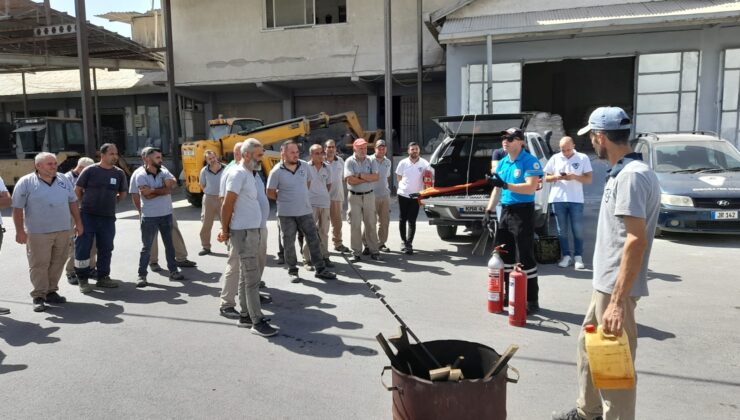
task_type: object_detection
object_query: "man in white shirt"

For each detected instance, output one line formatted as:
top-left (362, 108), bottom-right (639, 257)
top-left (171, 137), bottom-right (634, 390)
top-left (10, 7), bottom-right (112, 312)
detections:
top-left (544, 136), bottom-right (593, 269)
top-left (395, 142), bottom-right (429, 255)
top-left (303, 143), bottom-right (334, 269)
top-left (324, 139), bottom-right (349, 252)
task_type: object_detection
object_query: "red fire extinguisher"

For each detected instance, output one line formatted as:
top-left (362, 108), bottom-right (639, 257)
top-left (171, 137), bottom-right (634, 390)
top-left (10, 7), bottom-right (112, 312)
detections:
top-left (487, 245), bottom-right (507, 313)
top-left (508, 264), bottom-right (528, 327)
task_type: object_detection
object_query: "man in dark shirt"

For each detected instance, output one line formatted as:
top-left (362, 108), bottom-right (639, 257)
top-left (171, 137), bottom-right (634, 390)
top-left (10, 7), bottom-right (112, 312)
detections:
top-left (74, 143), bottom-right (128, 293)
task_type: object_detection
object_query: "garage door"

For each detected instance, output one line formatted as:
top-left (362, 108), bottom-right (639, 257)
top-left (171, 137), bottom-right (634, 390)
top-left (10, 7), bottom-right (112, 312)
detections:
top-left (461, 63), bottom-right (521, 114)
top-left (720, 48), bottom-right (740, 147)
top-left (634, 51), bottom-right (699, 133)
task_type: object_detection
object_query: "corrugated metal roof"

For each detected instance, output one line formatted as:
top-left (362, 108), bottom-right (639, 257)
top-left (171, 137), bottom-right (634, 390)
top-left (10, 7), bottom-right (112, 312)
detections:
top-left (0, 69), bottom-right (165, 98)
top-left (439, 0), bottom-right (740, 43)
top-left (97, 11), bottom-right (158, 24)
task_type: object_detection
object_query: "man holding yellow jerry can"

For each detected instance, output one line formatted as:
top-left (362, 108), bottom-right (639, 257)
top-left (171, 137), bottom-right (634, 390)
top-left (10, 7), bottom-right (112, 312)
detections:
top-left (553, 107), bottom-right (661, 420)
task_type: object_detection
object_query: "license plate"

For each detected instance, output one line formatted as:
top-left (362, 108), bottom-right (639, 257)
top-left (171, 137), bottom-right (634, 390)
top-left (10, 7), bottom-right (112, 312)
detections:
top-left (461, 206), bottom-right (485, 214)
top-left (712, 211), bottom-right (738, 220)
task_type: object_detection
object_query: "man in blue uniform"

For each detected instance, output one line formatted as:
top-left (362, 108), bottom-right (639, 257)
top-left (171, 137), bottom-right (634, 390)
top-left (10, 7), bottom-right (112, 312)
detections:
top-left (484, 128), bottom-right (543, 313)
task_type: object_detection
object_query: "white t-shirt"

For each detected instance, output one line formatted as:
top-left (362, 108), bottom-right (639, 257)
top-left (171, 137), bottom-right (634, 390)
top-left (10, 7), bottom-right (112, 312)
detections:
top-left (543, 151), bottom-right (593, 204)
top-left (395, 157), bottom-right (429, 198)
top-left (224, 165), bottom-right (261, 230)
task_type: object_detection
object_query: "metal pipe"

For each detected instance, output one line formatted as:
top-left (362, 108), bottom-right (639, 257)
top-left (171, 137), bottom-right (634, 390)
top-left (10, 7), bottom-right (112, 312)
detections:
top-left (416, 0), bottom-right (423, 146)
top-left (75, 0), bottom-right (96, 157)
top-left (21, 72), bottom-right (28, 117)
top-left (93, 67), bottom-right (102, 146)
top-left (384, 0), bottom-right (393, 157)
top-left (486, 35), bottom-right (493, 113)
top-left (43, 0), bottom-right (51, 25)
top-left (162, 0), bottom-right (180, 179)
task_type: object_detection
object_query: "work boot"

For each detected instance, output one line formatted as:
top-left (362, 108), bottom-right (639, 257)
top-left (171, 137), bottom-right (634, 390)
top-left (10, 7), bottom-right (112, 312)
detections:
top-left (32, 297), bottom-right (46, 312)
top-left (78, 278), bottom-right (94, 294)
top-left (176, 259), bottom-right (197, 268)
top-left (96, 276), bottom-right (119, 288)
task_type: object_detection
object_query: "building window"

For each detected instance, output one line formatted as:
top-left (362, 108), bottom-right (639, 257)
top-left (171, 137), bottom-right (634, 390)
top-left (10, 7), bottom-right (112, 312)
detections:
top-left (462, 63), bottom-right (521, 114)
top-left (721, 48), bottom-right (740, 147)
top-left (634, 51), bottom-right (699, 134)
top-left (265, 0), bottom-right (347, 29)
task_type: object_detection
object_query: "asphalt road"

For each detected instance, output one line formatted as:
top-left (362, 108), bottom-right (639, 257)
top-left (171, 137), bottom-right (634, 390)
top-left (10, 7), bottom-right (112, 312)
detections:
top-left (1, 159), bottom-right (738, 419)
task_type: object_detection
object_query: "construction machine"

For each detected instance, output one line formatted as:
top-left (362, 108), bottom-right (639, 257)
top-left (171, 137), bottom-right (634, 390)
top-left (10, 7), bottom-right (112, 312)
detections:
top-left (181, 111), bottom-right (383, 207)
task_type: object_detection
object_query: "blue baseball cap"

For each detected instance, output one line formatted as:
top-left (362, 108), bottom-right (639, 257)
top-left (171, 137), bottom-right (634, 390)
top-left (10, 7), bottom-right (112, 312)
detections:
top-left (577, 106), bottom-right (632, 136)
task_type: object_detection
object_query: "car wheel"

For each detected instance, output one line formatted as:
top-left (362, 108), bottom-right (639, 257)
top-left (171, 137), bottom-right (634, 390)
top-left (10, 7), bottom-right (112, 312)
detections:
top-left (186, 191), bottom-right (203, 207)
top-left (436, 225), bottom-right (457, 241)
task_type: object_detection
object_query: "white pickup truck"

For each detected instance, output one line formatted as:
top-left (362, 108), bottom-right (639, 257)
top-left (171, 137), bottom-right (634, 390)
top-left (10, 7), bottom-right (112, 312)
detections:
top-left (422, 113), bottom-right (553, 240)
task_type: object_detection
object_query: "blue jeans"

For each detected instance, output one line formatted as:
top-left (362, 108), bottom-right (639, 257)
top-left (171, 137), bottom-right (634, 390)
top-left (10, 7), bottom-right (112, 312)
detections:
top-left (138, 215), bottom-right (177, 276)
top-left (552, 202), bottom-right (584, 257)
top-left (75, 213), bottom-right (116, 279)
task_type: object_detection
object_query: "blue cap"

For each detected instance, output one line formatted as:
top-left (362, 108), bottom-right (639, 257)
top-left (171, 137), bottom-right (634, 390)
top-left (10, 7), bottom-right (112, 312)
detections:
top-left (577, 107), bottom-right (632, 136)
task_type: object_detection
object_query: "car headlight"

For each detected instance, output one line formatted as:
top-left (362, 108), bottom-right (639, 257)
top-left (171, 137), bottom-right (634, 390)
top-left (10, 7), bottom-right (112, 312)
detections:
top-left (660, 193), bottom-right (694, 207)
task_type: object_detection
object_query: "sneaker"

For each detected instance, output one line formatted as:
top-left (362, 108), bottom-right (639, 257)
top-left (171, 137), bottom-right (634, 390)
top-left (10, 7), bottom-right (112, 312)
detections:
top-left (45, 292), bottom-right (67, 304)
top-left (315, 268), bottom-right (337, 280)
top-left (259, 280), bottom-right (266, 288)
top-left (350, 254), bottom-right (361, 263)
top-left (78, 279), bottom-right (94, 294)
top-left (220, 307), bottom-right (240, 319)
top-left (574, 256), bottom-right (585, 270)
top-left (362, 247), bottom-right (371, 256)
top-left (277, 255), bottom-right (285, 265)
top-left (149, 263), bottom-right (163, 272)
top-left (558, 255), bottom-right (573, 268)
top-left (527, 301), bottom-right (541, 315)
top-left (379, 245), bottom-right (391, 252)
top-left (400, 244), bottom-right (407, 253)
top-left (198, 248), bottom-right (211, 256)
top-left (370, 253), bottom-right (381, 261)
top-left (176, 259), bottom-right (197, 268)
top-left (551, 408), bottom-right (597, 420)
top-left (289, 270), bottom-right (300, 283)
top-left (0, 307), bottom-right (9, 315)
top-left (136, 276), bottom-right (148, 288)
top-left (66, 273), bottom-right (79, 285)
top-left (169, 271), bottom-right (185, 281)
top-left (304, 262), bottom-right (315, 272)
top-left (237, 314), bottom-right (253, 328)
top-left (32, 297), bottom-right (46, 312)
top-left (251, 319), bottom-right (279, 337)
top-left (334, 244), bottom-right (350, 252)
top-left (259, 293), bottom-right (273, 304)
top-left (96, 276), bottom-right (119, 288)
top-left (323, 258), bottom-right (335, 268)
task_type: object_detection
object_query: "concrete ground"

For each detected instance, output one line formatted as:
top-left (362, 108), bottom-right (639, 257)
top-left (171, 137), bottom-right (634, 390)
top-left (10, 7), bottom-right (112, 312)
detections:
top-left (1, 159), bottom-right (739, 419)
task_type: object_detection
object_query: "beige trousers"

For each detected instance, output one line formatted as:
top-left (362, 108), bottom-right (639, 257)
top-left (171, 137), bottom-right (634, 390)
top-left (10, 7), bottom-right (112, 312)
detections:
top-left (150, 214), bottom-right (188, 263)
top-left (221, 226), bottom-right (267, 309)
top-left (364, 196), bottom-right (390, 247)
top-left (330, 200), bottom-right (345, 248)
top-left (577, 290), bottom-right (638, 420)
top-left (303, 207), bottom-right (330, 262)
top-left (349, 192), bottom-right (378, 255)
top-left (199, 194), bottom-right (220, 250)
top-left (27, 230), bottom-right (69, 298)
top-left (66, 235), bottom-right (96, 276)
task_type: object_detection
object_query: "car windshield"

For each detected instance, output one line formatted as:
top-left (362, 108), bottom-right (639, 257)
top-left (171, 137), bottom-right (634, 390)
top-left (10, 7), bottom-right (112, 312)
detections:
top-left (653, 141), bottom-right (740, 173)
top-left (231, 119), bottom-right (262, 133)
top-left (209, 124), bottom-right (229, 140)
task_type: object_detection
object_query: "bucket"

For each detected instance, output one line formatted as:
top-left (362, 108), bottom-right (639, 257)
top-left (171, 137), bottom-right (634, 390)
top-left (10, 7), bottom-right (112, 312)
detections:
top-left (380, 340), bottom-right (518, 420)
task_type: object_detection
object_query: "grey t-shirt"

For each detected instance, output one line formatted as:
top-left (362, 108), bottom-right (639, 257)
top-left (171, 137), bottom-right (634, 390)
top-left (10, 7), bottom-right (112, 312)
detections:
top-left (266, 160), bottom-right (312, 217)
top-left (224, 165), bottom-right (261, 230)
top-left (76, 164), bottom-right (128, 217)
top-left (12, 172), bottom-right (77, 234)
top-left (129, 166), bottom-right (175, 218)
top-left (307, 162), bottom-right (331, 209)
top-left (326, 156), bottom-right (345, 202)
top-left (199, 164), bottom-right (225, 196)
top-left (593, 158), bottom-right (661, 297)
top-left (372, 155), bottom-right (392, 198)
top-left (344, 155), bottom-right (379, 193)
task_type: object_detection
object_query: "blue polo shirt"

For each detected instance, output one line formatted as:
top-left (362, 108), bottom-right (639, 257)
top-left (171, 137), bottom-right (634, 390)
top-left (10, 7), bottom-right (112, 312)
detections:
top-left (496, 149), bottom-right (543, 205)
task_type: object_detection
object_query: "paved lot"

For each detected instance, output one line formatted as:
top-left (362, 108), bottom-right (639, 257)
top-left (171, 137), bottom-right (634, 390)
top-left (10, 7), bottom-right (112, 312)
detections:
top-left (1, 159), bottom-right (739, 419)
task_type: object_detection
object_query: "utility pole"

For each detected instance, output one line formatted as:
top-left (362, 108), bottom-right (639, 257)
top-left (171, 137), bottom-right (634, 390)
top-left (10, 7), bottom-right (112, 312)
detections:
top-left (417, 0), bottom-right (423, 145)
top-left (75, 0), bottom-right (96, 157)
top-left (162, 0), bottom-right (181, 179)
top-left (384, 0), bottom-right (393, 159)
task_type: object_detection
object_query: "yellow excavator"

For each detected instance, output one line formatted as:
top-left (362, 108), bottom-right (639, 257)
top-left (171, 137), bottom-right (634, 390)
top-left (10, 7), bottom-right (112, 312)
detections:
top-left (181, 111), bottom-right (383, 206)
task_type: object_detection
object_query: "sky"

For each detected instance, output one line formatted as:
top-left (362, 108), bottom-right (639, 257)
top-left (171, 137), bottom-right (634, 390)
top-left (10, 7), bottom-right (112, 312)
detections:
top-left (49, 0), bottom-right (161, 38)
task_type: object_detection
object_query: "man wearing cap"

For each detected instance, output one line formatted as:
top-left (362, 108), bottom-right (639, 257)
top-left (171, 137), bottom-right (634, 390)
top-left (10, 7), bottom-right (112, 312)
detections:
top-left (484, 128), bottom-right (543, 314)
top-left (129, 147), bottom-right (185, 286)
top-left (544, 136), bottom-right (593, 270)
top-left (364, 139), bottom-right (392, 253)
top-left (344, 138), bottom-right (380, 262)
top-left (395, 142), bottom-right (429, 255)
top-left (553, 107), bottom-right (660, 420)
top-left (266, 140), bottom-right (337, 282)
top-left (324, 139), bottom-right (349, 253)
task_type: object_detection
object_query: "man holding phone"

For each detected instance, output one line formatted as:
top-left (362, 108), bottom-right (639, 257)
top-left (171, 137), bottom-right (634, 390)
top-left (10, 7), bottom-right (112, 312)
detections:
top-left (544, 136), bottom-right (592, 270)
